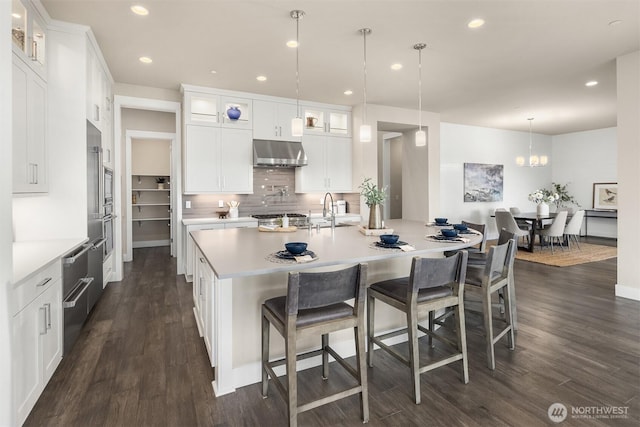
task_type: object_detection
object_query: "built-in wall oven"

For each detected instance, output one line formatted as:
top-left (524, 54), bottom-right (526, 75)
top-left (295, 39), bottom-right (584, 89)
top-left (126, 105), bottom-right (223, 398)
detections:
top-left (103, 167), bottom-right (114, 260)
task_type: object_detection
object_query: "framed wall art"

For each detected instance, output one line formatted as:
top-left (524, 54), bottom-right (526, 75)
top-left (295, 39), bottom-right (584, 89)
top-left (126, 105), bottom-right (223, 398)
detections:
top-left (592, 182), bottom-right (617, 210)
top-left (464, 163), bottom-right (504, 202)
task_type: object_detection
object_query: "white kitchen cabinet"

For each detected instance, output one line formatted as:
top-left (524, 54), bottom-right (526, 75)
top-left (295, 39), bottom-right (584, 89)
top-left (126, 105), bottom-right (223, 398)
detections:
top-left (295, 134), bottom-right (352, 193)
top-left (12, 260), bottom-right (63, 427)
top-left (193, 245), bottom-right (214, 360)
top-left (11, 0), bottom-right (47, 79)
top-left (302, 105), bottom-right (351, 137)
top-left (12, 52), bottom-right (47, 193)
top-left (85, 37), bottom-right (113, 167)
top-left (184, 91), bottom-right (252, 129)
top-left (184, 125), bottom-right (253, 194)
top-left (253, 99), bottom-right (300, 141)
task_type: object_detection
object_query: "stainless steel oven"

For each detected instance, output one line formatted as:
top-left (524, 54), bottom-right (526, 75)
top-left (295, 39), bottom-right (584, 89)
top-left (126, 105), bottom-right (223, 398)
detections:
top-left (103, 214), bottom-right (113, 259)
top-left (103, 167), bottom-right (113, 206)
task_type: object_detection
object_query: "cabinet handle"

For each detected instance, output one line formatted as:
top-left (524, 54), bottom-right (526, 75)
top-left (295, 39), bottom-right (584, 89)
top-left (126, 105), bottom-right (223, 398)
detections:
top-left (222, 176), bottom-right (226, 189)
top-left (36, 277), bottom-right (52, 287)
top-left (31, 41), bottom-right (38, 61)
top-left (279, 126), bottom-right (282, 136)
top-left (34, 164), bottom-right (38, 184)
top-left (44, 303), bottom-right (51, 331)
top-left (94, 104), bottom-right (100, 122)
top-left (40, 306), bottom-right (47, 335)
top-left (199, 277), bottom-right (203, 296)
top-left (274, 126), bottom-right (278, 137)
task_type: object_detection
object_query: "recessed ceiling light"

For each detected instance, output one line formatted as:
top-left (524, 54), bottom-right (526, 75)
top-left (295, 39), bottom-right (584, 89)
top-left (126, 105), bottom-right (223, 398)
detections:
top-left (286, 40), bottom-right (298, 48)
top-left (608, 20), bottom-right (622, 26)
top-left (390, 63), bottom-right (403, 71)
top-left (210, 70), bottom-right (217, 74)
top-left (138, 56), bottom-right (152, 64)
top-left (12, 13), bottom-right (21, 19)
top-left (130, 5), bottom-right (149, 16)
top-left (344, 90), bottom-right (353, 95)
top-left (468, 18), bottom-right (485, 28)
top-left (585, 80), bottom-right (598, 87)
top-left (256, 75), bottom-right (267, 82)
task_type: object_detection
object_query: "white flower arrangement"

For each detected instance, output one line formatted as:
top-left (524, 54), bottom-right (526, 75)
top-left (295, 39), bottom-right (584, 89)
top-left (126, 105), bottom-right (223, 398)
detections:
top-left (528, 189), bottom-right (560, 204)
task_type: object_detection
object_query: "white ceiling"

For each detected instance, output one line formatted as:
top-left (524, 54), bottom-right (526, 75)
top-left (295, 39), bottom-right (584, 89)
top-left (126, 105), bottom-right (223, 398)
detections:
top-left (41, 0), bottom-right (639, 135)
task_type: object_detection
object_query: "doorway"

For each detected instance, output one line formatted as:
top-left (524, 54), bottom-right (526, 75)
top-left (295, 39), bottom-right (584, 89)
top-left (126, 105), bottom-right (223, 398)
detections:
top-left (126, 131), bottom-right (176, 258)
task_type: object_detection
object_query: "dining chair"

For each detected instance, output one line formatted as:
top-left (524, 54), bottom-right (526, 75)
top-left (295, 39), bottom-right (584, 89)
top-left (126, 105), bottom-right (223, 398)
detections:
top-left (509, 207), bottom-right (533, 233)
top-left (367, 251), bottom-right (469, 404)
top-left (464, 238), bottom-right (517, 370)
top-left (261, 264), bottom-right (369, 427)
top-left (563, 209), bottom-right (585, 250)
top-left (535, 210), bottom-right (569, 253)
top-left (495, 210), bottom-right (530, 247)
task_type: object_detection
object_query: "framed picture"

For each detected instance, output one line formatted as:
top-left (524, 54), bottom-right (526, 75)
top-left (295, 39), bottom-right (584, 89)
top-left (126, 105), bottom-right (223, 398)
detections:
top-left (464, 163), bottom-right (504, 202)
top-left (592, 182), bottom-right (617, 210)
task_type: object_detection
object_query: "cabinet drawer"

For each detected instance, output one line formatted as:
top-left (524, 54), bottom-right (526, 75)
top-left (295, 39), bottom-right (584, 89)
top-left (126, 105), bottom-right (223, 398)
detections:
top-left (12, 260), bottom-right (61, 316)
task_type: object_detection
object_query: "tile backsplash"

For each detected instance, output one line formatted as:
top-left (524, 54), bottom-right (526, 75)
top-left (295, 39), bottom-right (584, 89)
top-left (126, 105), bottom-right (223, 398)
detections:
top-left (183, 168), bottom-right (360, 218)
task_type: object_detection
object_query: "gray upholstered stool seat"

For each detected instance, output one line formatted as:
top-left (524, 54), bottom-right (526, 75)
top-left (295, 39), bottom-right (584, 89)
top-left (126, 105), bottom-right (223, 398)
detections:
top-left (369, 279), bottom-right (453, 302)
top-left (263, 297), bottom-right (355, 327)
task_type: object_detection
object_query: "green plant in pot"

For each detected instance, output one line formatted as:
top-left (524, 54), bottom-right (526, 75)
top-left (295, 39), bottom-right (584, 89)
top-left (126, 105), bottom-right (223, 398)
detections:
top-left (550, 182), bottom-right (580, 210)
top-left (156, 177), bottom-right (167, 189)
top-left (359, 177), bottom-right (387, 229)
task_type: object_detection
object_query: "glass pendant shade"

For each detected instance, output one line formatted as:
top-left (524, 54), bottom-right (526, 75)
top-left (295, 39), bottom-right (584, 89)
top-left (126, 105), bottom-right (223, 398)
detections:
top-left (291, 117), bottom-right (303, 137)
top-left (540, 155), bottom-right (548, 166)
top-left (529, 155), bottom-right (539, 166)
top-left (415, 129), bottom-right (426, 146)
top-left (360, 124), bottom-right (371, 143)
top-left (516, 156), bottom-right (525, 166)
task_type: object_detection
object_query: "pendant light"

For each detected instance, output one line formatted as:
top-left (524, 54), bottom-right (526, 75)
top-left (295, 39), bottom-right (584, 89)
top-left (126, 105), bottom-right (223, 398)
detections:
top-left (516, 118), bottom-right (548, 167)
top-left (414, 43), bottom-right (427, 147)
top-left (290, 10), bottom-right (304, 137)
top-left (359, 28), bottom-right (372, 143)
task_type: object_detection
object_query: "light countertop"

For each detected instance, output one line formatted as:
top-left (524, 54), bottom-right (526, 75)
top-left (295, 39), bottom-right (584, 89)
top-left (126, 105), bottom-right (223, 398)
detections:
top-left (191, 219), bottom-right (481, 280)
top-left (13, 238), bottom-right (89, 284)
top-left (182, 216), bottom-right (258, 226)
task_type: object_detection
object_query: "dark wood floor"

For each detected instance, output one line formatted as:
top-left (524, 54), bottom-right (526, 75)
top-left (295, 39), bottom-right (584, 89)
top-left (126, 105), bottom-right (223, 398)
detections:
top-left (26, 238), bottom-right (639, 426)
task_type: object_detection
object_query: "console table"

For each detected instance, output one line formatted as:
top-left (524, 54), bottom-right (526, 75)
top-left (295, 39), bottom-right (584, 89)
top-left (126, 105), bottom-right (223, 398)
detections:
top-left (582, 209), bottom-right (617, 237)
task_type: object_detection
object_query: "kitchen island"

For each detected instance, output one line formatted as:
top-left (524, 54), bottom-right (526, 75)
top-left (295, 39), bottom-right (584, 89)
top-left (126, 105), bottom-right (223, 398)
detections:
top-left (190, 219), bottom-right (482, 396)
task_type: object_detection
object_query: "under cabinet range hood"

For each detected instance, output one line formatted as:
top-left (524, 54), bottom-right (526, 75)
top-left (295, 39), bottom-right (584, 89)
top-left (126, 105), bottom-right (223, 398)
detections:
top-left (253, 140), bottom-right (307, 167)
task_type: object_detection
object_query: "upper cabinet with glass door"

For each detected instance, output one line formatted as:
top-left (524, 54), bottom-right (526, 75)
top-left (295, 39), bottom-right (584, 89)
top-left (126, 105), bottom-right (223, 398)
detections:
top-left (302, 105), bottom-right (351, 137)
top-left (183, 90), bottom-right (252, 130)
top-left (11, 0), bottom-right (47, 79)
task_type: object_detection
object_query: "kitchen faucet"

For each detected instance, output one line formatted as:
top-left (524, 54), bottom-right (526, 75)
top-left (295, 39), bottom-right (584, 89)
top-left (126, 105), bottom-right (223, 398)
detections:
top-left (322, 192), bottom-right (335, 229)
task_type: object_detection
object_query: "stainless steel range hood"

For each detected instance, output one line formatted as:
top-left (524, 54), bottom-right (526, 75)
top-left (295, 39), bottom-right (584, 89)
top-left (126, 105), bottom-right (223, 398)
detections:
top-left (253, 140), bottom-right (307, 167)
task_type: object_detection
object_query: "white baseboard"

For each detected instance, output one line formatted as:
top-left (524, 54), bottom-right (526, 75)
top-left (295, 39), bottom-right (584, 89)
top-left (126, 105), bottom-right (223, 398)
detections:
top-left (132, 239), bottom-right (170, 248)
top-left (615, 284), bottom-right (640, 301)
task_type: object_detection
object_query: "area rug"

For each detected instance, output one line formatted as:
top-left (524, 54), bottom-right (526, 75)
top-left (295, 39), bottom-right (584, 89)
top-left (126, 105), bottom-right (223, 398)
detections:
top-left (514, 243), bottom-right (617, 267)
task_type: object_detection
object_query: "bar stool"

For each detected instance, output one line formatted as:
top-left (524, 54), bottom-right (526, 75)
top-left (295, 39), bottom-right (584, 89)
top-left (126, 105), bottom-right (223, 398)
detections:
top-left (367, 251), bottom-right (469, 404)
top-left (261, 264), bottom-right (368, 427)
top-left (464, 238), bottom-right (517, 370)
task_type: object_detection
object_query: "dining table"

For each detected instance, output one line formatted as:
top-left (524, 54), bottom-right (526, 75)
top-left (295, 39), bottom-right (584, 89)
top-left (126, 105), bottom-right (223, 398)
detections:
top-left (510, 211), bottom-right (570, 252)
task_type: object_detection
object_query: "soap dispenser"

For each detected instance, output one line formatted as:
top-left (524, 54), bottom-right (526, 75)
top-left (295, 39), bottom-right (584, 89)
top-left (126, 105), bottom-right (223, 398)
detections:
top-left (282, 213), bottom-right (289, 228)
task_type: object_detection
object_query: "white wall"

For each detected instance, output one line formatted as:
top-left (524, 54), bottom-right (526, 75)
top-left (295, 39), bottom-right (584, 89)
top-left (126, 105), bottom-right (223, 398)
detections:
top-left (1, 3), bottom-right (14, 424)
top-left (353, 103), bottom-right (440, 222)
top-left (440, 122), bottom-right (552, 238)
top-left (12, 25), bottom-right (88, 242)
top-left (552, 127), bottom-right (617, 238)
top-left (616, 50), bottom-right (640, 301)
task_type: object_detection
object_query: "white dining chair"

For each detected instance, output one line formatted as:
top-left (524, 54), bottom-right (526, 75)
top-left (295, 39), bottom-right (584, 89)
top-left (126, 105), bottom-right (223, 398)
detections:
top-left (495, 210), bottom-right (529, 247)
top-left (564, 209), bottom-right (585, 250)
top-left (535, 211), bottom-right (569, 254)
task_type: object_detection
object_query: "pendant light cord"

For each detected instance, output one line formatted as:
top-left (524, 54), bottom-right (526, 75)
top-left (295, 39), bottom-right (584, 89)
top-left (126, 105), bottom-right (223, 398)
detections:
top-left (295, 12), bottom-right (300, 118)
top-left (528, 117), bottom-right (533, 163)
top-left (362, 29), bottom-right (369, 125)
top-left (413, 43), bottom-right (426, 132)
